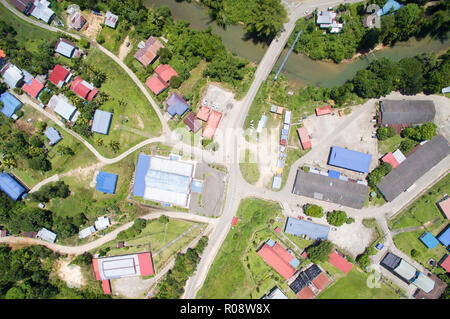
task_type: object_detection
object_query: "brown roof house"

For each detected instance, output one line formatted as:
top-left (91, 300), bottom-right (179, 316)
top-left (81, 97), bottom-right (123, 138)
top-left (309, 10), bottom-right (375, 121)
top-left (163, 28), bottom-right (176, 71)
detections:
top-left (134, 36), bottom-right (164, 68)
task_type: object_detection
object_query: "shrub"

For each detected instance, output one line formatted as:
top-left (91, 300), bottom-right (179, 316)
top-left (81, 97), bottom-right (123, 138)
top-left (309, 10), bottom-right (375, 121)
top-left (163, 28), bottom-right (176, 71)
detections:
top-left (304, 204), bottom-right (324, 218)
top-left (411, 249), bottom-right (420, 258)
top-left (346, 217), bottom-right (355, 224)
top-left (306, 240), bottom-right (333, 263)
top-left (357, 253), bottom-right (371, 268)
top-left (327, 210), bottom-right (347, 227)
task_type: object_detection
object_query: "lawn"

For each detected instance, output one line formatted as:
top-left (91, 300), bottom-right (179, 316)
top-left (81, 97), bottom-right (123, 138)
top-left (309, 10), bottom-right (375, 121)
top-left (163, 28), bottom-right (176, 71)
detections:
top-left (197, 198), bottom-right (285, 299)
top-left (393, 220), bottom-right (450, 276)
top-left (378, 134), bottom-right (404, 155)
top-left (239, 149), bottom-right (260, 185)
top-left (389, 174), bottom-right (450, 230)
top-left (317, 268), bottom-right (400, 299)
top-left (98, 20), bottom-right (127, 55)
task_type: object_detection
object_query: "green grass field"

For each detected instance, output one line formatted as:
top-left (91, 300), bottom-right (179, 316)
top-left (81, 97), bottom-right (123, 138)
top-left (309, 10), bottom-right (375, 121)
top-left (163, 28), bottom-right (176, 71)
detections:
top-left (317, 268), bottom-right (400, 299)
top-left (197, 198), bottom-right (288, 299)
top-left (378, 134), bottom-right (403, 155)
top-left (393, 220), bottom-right (449, 276)
top-left (239, 149), bottom-right (260, 185)
top-left (389, 174), bottom-right (450, 230)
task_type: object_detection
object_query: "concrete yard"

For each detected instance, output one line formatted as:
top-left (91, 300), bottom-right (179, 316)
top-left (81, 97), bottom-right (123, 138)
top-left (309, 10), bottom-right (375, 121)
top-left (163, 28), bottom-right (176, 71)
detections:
top-left (328, 220), bottom-right (374, 258)
top-left (190, 163), bottom-right (227, 216)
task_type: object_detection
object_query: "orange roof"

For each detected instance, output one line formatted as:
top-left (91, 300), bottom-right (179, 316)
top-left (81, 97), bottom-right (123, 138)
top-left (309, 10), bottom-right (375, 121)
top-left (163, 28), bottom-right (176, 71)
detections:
top-left (311, 272), bottom-right (330, 291)
top-left (92, 258), bottom-right (101, 280)
top-left (23, 78), bottom-right (44, 99)
top-left (257, 242), bottom-right (296, 280)
top-left (146, 75), bottom-right (167, 95)
top-left (101, 280), bottom-right (111, 294)
top-left (329, 251), bottom-right (353, 274)
top-left (134, 36), bottom-right (164, 67)
top-left (0, 49), bottom-right (5, 58)
top-left (202, 110), bottom-right (222, 139)
top-left (296, 286), bottom-right (315, 299)
top-left (155, 64), bottom-right (178, 83)
top-left (381, 152), bottom-right (399, 169)
top-left (315, 105), bottom-right (332, 116)
top-left (438, 197), bottom-right (450, 219)
top-left (297, 127), bottom-right (311, 150)
top-left (197, 106), bottom-right (210, 122)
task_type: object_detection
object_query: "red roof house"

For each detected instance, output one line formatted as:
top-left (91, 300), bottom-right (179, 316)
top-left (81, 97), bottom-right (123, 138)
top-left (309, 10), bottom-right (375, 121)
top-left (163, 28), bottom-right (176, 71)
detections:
top-left (197, 106), bottom-right (210, 122)
top-left (440, 255), bottom-right (450, 272)
top-left (23, 78), bottom-right (44, 99)
top-left (257, 241), bottom-right (296, 280)
top-left (231, 216), bottom-right (238, 226)
top-left (202, 110), bottom-right (222, 139)
top-left (297, 127), bottom-right (311, 150)
top-left (437, 197), bottom-right (450, 219)
top-left (101, 280), bottom-right (111, 295)
top-left (146, 75), bottom-right (167, 95)
top-left (315, 105), bottom-right (332, 116)
top-left (70, 76), bottom-right (98, 101)
top-left (155, 64), bottom-right (178, 83)
top-left (311, 272), bottom-right (330, 291)
top-left (48, 64), bottom-right (70, 88)
top-left (296, 286), bottom-right (315, 299)
top-left (137, 252), bottom-right (154, 276)
top-left (134, 36), bottom-right (164, 67)
top-left (329, 251), bottom-right (353, 274)
top-left (381, 152), bottom-right (399, 169)
top-left (184, 112), bottom-right (202, 133)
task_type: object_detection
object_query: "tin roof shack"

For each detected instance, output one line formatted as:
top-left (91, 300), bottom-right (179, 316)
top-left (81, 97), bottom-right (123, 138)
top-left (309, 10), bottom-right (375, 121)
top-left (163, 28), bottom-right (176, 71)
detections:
top-left (44, 126), bottom-right (62, 145)
top-left (36, 227), bottom-right (56, 243)
top-left (54, 38), bottom-right (77, 59)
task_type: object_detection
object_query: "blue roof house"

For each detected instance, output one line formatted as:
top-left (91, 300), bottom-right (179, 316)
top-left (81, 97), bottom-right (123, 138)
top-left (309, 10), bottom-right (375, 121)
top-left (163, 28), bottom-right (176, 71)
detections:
top-left (44, 127), bottom-right (62, 145)
top-left (438, 226), bottom-right (450, 248)
top-left (284, 217), bottom-right (330, 240)
top-left (133, 154), bottom-right (151, 197)
top-left (96, 171), bottom-right (118, 194)
top-left (91, 109), bottom-right (113, 135)
top-left (328, 146), bottom-right (372, 173)
top-left (420, 232), bottom-right (439, 249)
top-left (166, 93), bottom-right (189, 117)
top-left (0, 172), bottom-right (26, 201)
top-left (0, 92), bottom-right (23, 118)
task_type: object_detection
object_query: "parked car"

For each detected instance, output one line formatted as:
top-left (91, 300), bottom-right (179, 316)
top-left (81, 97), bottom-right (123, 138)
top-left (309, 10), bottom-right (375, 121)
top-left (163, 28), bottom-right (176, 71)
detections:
top-left (307, 217), bottom-right (312, 221)
top-left (298, 215), bottom-right (304, 220)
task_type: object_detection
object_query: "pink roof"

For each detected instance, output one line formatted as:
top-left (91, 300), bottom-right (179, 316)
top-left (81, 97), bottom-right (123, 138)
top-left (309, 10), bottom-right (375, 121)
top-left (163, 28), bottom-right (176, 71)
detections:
top-left (70, 76), bottom-right (91, 99)
top-left (440, 255), bottom-right (450, 272)
top-left (315, 105), bottom-right (332, 116)
top-left (101, 280), bottom-right (111, 294)
top-left (146, 75), bottom-right (167, 95)
top-left (137, 252), bottom-right (154, 276)
top-left (257, 243), bottom-right (296, 280)
top-left (23, 78), bottom-right (44, 99)
top-left (329, 251), bottom-right (353, 274)
top-left (155, 64), bottom-right (178, 83)
top-left (202, 110), bottom-right (222, 139)
top-left (381, 152), bottom-right (399, 169)
top-left (197, 106), bottom-right (210, 122)
top-left (438, 198), bottom-right (450, 219)
top-left (297, 127), bottom-right (311, 150)
top-left (87, 88), bottom-right (98, 101)
top-left (49, 64), bottom-right (70, 87)
top-left (231, 217), bottom-right (238, 226)
top-left (92, 258), bottom-right (101, 281)
top-left (311, 272), bottom-right (330, 291)
top-left (272, 242), bottom-right (295, 264)
top-left (296, 286), bottom-right (315, 299)
top-left (275, 226), bottom-right (281, 233)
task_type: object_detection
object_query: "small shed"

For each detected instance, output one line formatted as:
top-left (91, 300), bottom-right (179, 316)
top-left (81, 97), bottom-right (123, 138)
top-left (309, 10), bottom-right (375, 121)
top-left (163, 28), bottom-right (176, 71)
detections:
top-left (44, 126), bottom-right (62, 145)
top-left (420, 232), bottom-right (439, 249)
top-left (272, 175), bottom-right (282, 190)
top-left (104, 11), bottom-right (119, 28)
top-left (94, 216), bottom-right (111, 231)
top-left (270, 104), bottom-right (277, 113)
top-left (36, 227), bottom-right (57, 243)
top-left (96, 171), bottom-right (118, 194)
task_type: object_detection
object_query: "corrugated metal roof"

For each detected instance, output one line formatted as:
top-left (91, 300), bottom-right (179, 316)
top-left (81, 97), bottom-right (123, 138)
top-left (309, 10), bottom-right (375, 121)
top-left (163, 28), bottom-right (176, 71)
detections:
top-left (394, 259), bottom-right (416, 281)
top-left (438, 226), bottom-right (450, 247)
top-left (2, 64), bottom-right (23, 88)
top-left (55, 38), bottom-right (76, 58)
top-left (44, 126), bottom-right (62, 145)
top-left (284, 217), bottom-right (330, 240)
top-left (78, 226), bottom-right (96, 239)
top-left (412, 272), bottom-right (435, 293)
top-left (328, 146), bottom-right (372, 173)
top-left (37, 227), bottom-right (56, 243)
top-left (0, 92), bottom-right (23, 118)
top-left (272, 175), bottom-right (282, 189)
top-left (420, 232), bottom-right (439, 249)
top-left (51, 94), bottom-right (77, 121)
top-left (380, 100), bottom-right (435, 125)
top-left (91, 109), bottom-right (113, 135)
top-left (0, 172), bottom-right (26, 201)
top-left (105, 11), bottom-right (118, 28)
top-left (257, 242), bottom-right (296, 280)
top-left (95, 216), bottom-right (111, 231)
top-left (96, 171), bottom-right (118, 194)
top-left (166, 93), bottom-right (189, 117)
top-left (262, 287), bottom-right (288, 299)
top-left (133, 154), bottom-right (151, 197)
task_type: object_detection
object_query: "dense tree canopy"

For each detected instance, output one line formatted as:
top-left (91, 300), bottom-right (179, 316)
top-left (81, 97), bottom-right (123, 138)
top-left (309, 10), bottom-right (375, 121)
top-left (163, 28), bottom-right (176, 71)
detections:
top-left (306, 240), bottom-right (334, 263)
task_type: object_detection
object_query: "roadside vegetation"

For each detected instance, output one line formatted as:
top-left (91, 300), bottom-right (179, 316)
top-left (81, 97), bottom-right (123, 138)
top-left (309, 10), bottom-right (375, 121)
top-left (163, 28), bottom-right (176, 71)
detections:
top-left (289, 1), bottom-right (450, 63)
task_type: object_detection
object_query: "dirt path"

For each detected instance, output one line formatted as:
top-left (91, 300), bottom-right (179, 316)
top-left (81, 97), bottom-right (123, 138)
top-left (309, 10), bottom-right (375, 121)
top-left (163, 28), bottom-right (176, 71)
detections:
top-left (118, 35), bottom-right (131, 61)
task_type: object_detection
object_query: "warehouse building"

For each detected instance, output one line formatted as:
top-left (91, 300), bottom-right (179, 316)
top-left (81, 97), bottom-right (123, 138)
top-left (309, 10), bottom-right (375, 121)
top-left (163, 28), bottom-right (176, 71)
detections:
top-left (378, 135), bottom-right (450, 202)
top-left (284, 217), bottom-right (330, 240)
top-left (379, 100), bottom-right (435, 125)
top-left (328, 146), bottom-right (372, 173)
top-left (132, 154), bottom-right (195, 208)
top-left (92, 252), bottom-right (154, 281)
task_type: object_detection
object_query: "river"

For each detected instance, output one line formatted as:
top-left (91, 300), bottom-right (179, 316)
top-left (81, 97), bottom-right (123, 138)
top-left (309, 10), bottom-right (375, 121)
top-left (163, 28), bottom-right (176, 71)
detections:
top-left (146, 0), bottom-right (450, 88)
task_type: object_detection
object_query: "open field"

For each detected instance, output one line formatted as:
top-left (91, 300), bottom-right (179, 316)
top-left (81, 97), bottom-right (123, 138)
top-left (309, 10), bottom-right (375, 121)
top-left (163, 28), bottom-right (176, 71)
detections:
top-left (389, 174), bottom-right (450, 230)
top-left (317, 268), bottom-right (400, 299)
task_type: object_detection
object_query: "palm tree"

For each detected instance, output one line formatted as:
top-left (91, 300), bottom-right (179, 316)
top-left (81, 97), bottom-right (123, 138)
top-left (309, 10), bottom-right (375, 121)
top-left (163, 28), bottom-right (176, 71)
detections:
top-left (245, 0), bottom-right (288, 42)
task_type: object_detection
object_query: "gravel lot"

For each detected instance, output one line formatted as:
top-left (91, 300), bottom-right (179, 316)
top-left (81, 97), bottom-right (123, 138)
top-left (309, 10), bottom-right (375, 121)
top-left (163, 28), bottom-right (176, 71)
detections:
top-left (328, 220), bottom-right (374, 258)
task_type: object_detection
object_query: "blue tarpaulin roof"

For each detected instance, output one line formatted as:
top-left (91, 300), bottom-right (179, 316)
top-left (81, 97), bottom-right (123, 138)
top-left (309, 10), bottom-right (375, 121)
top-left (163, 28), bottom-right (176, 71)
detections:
top-left (328, 146), bottom-right (372, 173)
top-left (328, 169), bottom-right (340, 179)
top-left (133, 154), bottom-right (151, 197)
top-left (378, 0), bottom-right (403, 16)
top-left (284, 217), bottom-right (330, 240)
top-left (166, 93), bottom-right (189, 117)
top-left (0, 172), bottom-right (26, 201)
top-left (438, 226), bottom-right (450, 247)
top-left (96, 171), bottom-right (118, 194)
top-left (44, 126), bottom-right (62, 145)
top-left (420, 232), bottom-right (439, 249)
top-left (0, 92), bottom-right (23, 118)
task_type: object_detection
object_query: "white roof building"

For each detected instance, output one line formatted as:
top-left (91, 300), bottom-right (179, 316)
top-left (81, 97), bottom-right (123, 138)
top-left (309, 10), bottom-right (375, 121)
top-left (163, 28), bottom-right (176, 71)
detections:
top-left (79, 226), bottom-right (96, 239)
top-left (262, 287), bottom-right (288, 299)
top-left (1, 64), bottom-right (23, 88)
top-left (392, 149), bottom-right (406, 165)
top-left (30, 0), bottom-right (55, 24)
top-left (36, 227), bottom-right (57, 243)
top-left (104, 11), bottom-right (119, 28)
top-left (284, 110), bottom-right (292, 125)
top-left (94, 216), bottom-right (111, 231)
top-left (54, 38), bottom-right (77, 59)
top-left (48, 94), bottom-right (78, 122)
